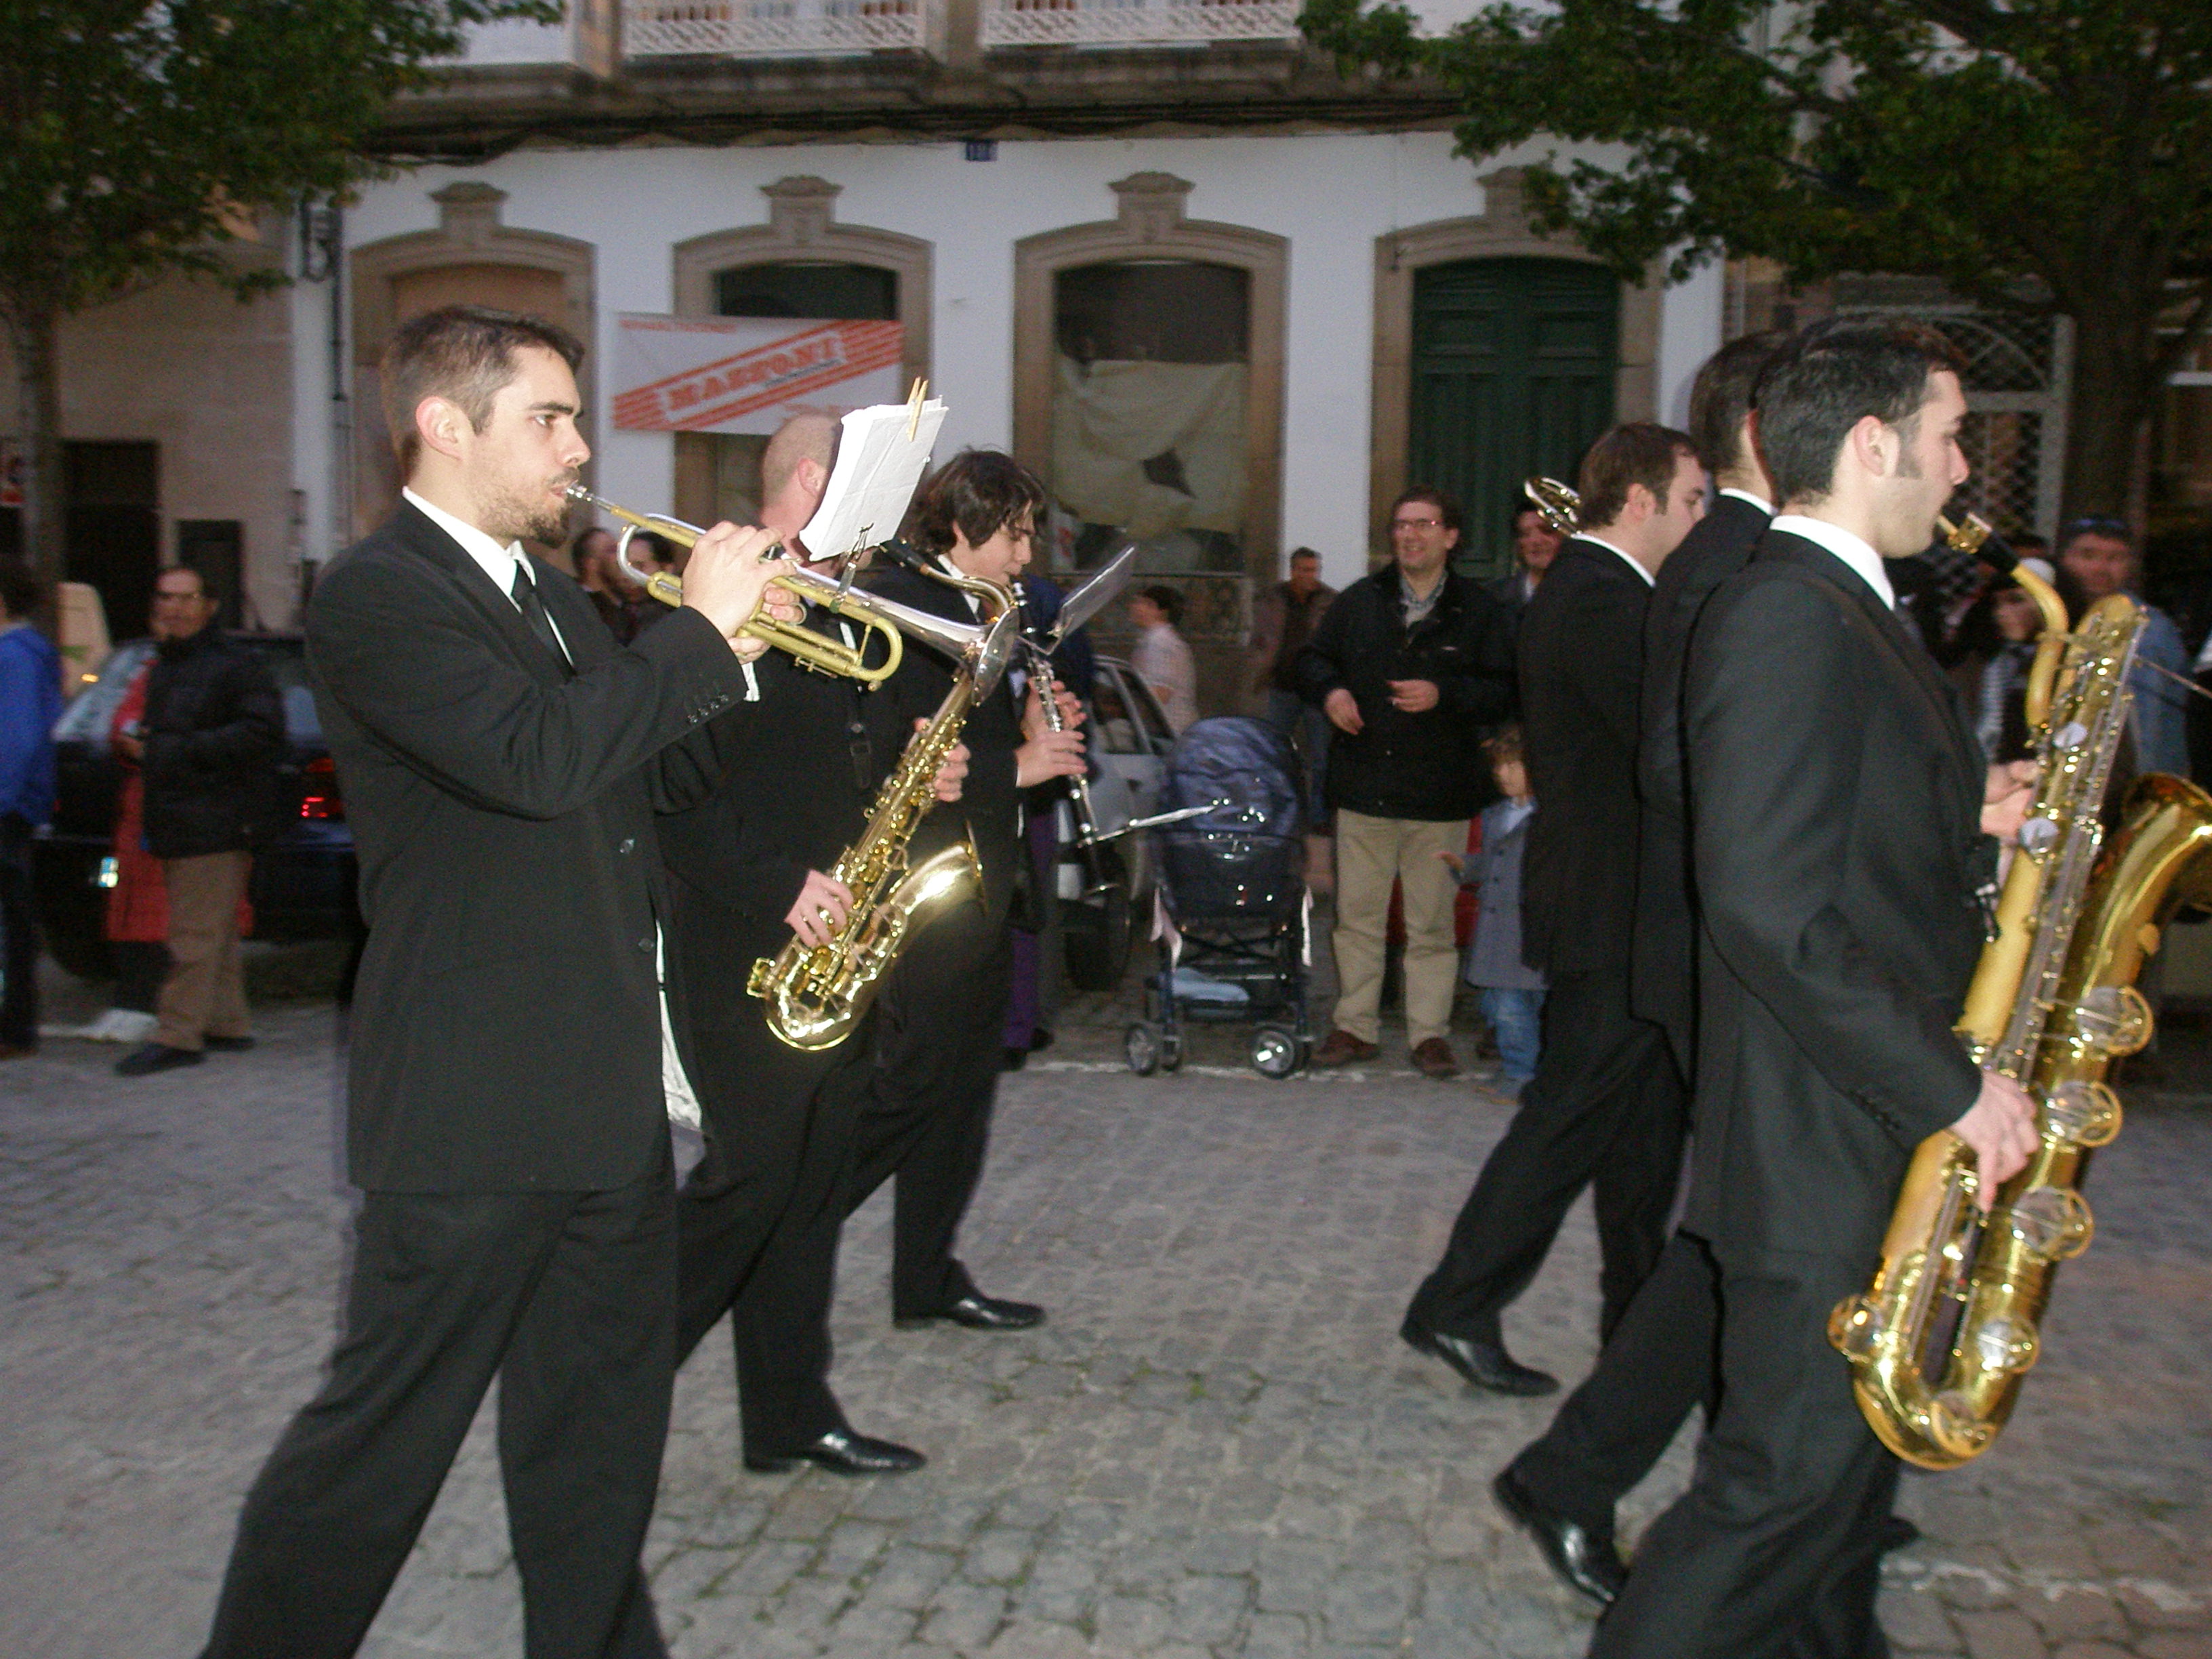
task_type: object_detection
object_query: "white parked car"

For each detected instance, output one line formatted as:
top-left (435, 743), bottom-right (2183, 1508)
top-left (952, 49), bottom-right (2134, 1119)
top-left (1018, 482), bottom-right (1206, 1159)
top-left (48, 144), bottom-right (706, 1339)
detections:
top-left (1056, 655), bottom-right (1176, 989)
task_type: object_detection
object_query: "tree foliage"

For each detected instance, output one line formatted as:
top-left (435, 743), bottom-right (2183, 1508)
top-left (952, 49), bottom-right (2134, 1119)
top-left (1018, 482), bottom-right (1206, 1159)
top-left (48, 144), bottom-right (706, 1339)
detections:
top-left (0, 0), bottom-right (558, 587)
top-left (1303, 0), bottom-right (2212, 516)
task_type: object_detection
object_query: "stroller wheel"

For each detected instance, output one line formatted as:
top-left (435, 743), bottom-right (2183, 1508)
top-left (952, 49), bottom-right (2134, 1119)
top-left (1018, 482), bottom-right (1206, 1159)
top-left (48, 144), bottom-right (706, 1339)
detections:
top-left (1250, 1024), bottom-right (1304, 1080)
top-left (1160, 1031), bottom-right (1185, 1074)
top-left (1125, 1022), bottom-right (1164, 1076)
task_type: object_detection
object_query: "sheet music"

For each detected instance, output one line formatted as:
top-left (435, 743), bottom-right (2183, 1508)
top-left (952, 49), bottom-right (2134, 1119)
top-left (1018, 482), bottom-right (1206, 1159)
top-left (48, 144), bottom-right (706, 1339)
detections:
top-left (800, 397), bottom-right (947, 558)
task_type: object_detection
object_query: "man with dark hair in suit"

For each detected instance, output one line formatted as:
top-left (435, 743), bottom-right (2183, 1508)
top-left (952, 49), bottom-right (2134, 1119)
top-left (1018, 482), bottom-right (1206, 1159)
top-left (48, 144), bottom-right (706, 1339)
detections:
top-left (196, 303), bottom-right (789, 1659)
top-left (1492, 333), bottom-right (1786, 1604)
top-left (661, 409), bottom-right (971, 1479)
top-left (1401, 424), bottom-right (1702, 1397)
top-left (706, 455), bottom-right (1082, 1477)
top-left (1591, 317), bottom-right (2039, 1656)
top-left (821, 449), bottom-right (1086, 1345)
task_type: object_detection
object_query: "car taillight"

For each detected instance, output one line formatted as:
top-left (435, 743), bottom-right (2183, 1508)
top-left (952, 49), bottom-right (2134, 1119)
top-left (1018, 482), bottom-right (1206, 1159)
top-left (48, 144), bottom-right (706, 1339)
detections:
top-left (300, 755), bottom-right (344, 821)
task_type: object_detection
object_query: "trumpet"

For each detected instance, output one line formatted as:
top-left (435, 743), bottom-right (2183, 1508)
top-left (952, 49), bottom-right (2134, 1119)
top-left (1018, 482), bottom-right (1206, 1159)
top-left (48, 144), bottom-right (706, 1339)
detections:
top-left (565, 487), bottom-right (964, 686)
top-left (1523, 476), bottom-right (1581, 537)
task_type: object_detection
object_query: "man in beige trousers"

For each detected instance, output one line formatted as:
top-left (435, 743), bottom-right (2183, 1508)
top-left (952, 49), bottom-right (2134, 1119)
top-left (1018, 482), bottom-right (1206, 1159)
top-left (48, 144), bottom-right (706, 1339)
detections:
top-left (115, 566), bottom-right (284, 1078)
top-left (1294, 488), bottom-right (1517, 1079)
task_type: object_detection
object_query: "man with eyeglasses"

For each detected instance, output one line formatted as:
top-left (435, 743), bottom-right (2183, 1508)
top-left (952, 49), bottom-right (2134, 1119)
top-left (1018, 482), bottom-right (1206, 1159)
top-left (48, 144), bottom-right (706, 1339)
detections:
top-left (1296, 486), bottom-right (1516, 1080)
top-left (2062, 515), bottom-right (2191, 777)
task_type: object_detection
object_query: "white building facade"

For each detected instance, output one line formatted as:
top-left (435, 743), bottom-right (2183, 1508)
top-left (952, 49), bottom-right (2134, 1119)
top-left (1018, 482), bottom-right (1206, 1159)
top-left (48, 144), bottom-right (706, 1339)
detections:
top-left (12, 0), bottom-right (1744, 703)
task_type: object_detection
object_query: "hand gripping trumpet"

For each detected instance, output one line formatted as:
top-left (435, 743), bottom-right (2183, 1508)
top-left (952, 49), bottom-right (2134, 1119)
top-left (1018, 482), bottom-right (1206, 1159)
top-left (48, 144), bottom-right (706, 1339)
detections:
top-left (564, 486), bottom-right (964, 684)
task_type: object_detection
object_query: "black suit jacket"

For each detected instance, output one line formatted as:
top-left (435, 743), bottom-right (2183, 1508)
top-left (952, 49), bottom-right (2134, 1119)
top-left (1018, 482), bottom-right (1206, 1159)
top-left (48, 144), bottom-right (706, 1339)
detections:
top-left (306, 501), bottom-right (750, 1193)
top-left (1681, 529), bottom-right (1990, 1269)
top-left (1518, 537), bottom-right (1655, 977)
top-left (1629, 493), bottom-right (1772, 1071)
top-left (859, 559), bottom-right (1025, 924)
top-left (659, 638), bottom-right (879, 966)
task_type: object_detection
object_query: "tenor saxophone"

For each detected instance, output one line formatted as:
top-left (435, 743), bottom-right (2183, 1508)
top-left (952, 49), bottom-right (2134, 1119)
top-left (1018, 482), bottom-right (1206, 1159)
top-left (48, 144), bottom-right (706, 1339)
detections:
top-left (746, 567), bottom-right (1020, 1051)
top-left (1830, 546), bottom-right (2212, 1468)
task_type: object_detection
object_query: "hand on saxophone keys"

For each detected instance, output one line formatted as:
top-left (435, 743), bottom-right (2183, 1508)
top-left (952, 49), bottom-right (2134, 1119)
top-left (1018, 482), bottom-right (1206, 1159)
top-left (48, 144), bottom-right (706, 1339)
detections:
top-left (924, 720), bottom-right (970, 804)
top-left (1948, 1071), bottom-right (2041, 1210)
top-left (1981, 760), bottom-right (2038, 845)
top-left (785, 868), bottom-right (855, 949)
top-left (673, 521), bottom-right (795, 655)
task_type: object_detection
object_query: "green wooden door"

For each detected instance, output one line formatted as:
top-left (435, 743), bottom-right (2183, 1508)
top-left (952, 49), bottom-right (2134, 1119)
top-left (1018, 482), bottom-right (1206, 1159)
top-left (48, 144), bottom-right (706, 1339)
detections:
top-left (1410, 258), bottom-right (1618, 579)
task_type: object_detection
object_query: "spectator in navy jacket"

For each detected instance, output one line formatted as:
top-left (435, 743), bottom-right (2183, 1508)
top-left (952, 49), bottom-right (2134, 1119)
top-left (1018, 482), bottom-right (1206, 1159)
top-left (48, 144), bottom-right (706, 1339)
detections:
top-left (0, 562), bottom-right (62, 1057)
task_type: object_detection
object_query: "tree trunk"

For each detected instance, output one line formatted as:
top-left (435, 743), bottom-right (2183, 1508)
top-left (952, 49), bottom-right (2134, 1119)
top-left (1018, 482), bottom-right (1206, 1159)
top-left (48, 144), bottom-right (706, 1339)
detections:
top-left (2059, 306), bottom-right (2159, 525)
top-left (5, 303), bottom-right (66, 595)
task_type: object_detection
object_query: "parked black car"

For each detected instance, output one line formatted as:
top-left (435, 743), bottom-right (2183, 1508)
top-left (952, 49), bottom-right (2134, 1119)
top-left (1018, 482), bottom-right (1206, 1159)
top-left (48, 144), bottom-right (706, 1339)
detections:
top-left (34, 634), bottom-right (359, 980)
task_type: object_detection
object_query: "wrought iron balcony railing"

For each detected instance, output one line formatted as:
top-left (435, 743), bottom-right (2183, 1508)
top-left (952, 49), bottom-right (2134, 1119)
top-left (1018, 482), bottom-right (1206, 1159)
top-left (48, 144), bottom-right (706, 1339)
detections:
top-left (628, 0), bottom-right (937, 57)
top-left (978, 0), bottom-right (1303, 49)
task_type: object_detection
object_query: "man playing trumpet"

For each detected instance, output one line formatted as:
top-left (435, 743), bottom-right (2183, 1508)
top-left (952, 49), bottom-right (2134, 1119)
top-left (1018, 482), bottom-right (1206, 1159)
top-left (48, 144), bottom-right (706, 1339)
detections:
top-left (197, 304), bottom-right (793, 1659)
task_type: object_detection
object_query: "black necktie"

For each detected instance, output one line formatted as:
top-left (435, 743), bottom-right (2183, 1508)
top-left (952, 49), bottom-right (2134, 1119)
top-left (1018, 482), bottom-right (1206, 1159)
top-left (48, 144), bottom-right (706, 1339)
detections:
top-left (509, 565), bottom-right (573, 674)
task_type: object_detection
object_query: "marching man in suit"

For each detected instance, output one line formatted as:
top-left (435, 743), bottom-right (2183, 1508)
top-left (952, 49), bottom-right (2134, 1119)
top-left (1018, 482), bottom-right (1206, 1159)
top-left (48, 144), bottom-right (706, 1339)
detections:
top-left (662, 413), bottom-right (972, 1479)
top-left (197, 304), bottom-right (790, 1659)
top-left (1494, 333), bottom-right (1788, 1604)
top-left (1591, 317), bottom-right (2040, 1656)
top-left (1402, 424), bottom-right (1704, 1397)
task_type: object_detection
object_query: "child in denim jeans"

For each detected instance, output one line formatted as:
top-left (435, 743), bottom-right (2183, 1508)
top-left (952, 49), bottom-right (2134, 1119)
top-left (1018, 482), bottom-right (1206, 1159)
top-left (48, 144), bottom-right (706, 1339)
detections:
top-left (1442, 728), bottom-right (1544, 1094)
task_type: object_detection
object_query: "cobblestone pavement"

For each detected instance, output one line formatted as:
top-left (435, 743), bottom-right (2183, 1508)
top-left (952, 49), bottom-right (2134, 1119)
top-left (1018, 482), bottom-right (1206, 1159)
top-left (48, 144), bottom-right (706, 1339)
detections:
top-left (3, 956), bottom-right (2208, 1659)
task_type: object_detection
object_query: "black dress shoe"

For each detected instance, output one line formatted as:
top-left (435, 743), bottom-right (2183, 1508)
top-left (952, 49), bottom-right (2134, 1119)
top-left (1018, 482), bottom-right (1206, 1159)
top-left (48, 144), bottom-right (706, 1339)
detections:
top-left (895, 1292), bottom-right (1046, 1332)
top-left (116, 1043), bottom-right (204, 1078)
top-left (1877, 1513), bottom-right (1922, 1553)
top-left (1400, 1317), bottom-right (1559, 1396)
top-left (743, 1428), bottom-right (926, 1476)
top-left (1494, 1467), bottom-right (1626, 1606)
top-left (203, 1035), bottom-right (257, 1054)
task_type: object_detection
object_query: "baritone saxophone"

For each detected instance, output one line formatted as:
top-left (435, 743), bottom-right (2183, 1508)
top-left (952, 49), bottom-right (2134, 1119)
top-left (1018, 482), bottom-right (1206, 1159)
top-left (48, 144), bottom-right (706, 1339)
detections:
top-left (747, 567), bottom-right (1020, 1050)
top-left (1830, 527), bottom-right (2212, 1469)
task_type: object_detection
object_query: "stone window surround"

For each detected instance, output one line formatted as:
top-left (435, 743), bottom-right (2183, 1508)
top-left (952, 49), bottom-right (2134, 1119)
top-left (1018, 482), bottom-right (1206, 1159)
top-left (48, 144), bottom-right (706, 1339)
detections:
top-left (670, 176), bottom-right (933, 388)
top-left (668, 177), bottom-right (933, 527)
top-left (1368, 167), bottom-right (1661, 562)
top-left (1012, 171), bottom-right (1288, 583)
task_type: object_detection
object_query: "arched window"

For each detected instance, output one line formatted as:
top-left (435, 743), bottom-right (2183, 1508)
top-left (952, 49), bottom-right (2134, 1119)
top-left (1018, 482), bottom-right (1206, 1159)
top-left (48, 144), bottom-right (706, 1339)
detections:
top-left (672, 178), bottom-right (930, 529)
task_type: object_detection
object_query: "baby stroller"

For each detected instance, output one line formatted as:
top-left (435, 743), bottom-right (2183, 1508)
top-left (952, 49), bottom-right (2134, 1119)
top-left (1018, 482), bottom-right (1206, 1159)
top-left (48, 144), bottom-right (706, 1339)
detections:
top-left (1124, 716), bottom-right (1314, 1080)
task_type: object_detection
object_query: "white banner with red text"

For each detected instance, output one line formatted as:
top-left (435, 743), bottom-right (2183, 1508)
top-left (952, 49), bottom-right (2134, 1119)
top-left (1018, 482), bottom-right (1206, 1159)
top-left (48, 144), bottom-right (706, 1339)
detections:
top-left (611, 314), bottom-right (904, 434)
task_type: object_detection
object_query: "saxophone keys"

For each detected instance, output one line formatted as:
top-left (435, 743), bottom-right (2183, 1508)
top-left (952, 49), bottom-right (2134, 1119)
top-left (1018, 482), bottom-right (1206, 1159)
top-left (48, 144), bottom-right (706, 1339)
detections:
top-left (2068, 984), bottom-right (2153, 1057)
top-left (1828, 1294), bottom-right (1885, 1359)
top-left (2041, 1080), bottom-right (2123, 1147)
top-left (2003, 1185), bottom-right (2093, 1263)
top-left (1963, 1315), bottom-right (2041, 1376)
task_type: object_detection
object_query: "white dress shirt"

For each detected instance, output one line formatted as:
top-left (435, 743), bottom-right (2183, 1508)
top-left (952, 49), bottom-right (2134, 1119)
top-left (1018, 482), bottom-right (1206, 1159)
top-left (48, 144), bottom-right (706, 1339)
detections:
top-left (1577, 532), bottom-right (1656, 588)
top-left (403, 489), bottom-right (702, 1129)
top-left (1769, 514), bottom-right (1897, 611)
top-left (404, 488), bottom-right (572, 663)
top-left (1719, 487), bottom-right (1774, 515)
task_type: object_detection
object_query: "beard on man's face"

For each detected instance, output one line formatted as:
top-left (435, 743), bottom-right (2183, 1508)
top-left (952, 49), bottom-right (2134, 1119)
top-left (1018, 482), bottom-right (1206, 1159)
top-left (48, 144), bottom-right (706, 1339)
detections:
top-left (484, 472), bottom-right (577, 546)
